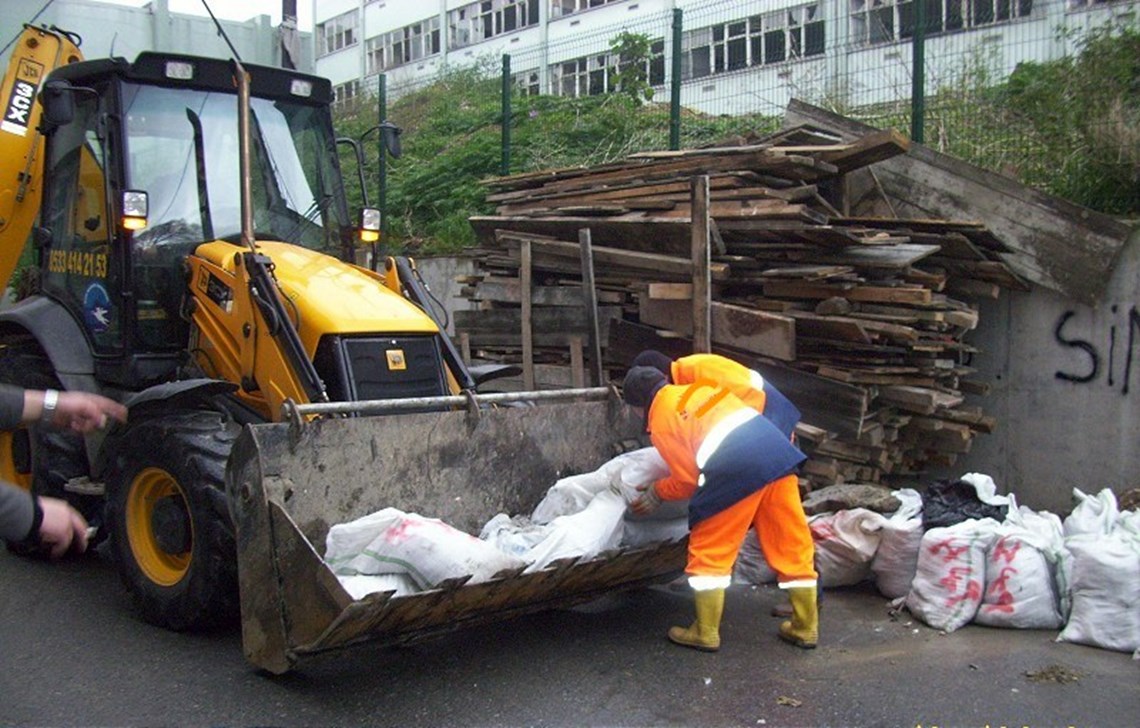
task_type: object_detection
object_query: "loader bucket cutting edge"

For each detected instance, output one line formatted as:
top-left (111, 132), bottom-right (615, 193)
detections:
top-left (225, 393), bottom-right (686, 673)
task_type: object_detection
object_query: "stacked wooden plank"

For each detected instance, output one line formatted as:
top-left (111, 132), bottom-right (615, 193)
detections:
top-left (456, 125), bottom-right (1027, 491)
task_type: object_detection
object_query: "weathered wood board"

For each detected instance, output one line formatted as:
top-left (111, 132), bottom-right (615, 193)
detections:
top-left (784, 99), bottom-right (1134, 305)
top-left (637, 297), bottom-right (797, 361)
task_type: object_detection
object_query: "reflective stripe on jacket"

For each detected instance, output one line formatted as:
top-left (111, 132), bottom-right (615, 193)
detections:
top-left (647, 380), bottom-right (806, 527)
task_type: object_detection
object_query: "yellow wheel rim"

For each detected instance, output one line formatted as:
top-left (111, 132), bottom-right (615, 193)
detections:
top-left (0, 429), bottom-right (32, 491)
top-left (126, 467), bottom-right (192, 586)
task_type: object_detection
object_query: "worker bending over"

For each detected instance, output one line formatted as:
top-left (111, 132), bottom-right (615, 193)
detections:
top-left (631, 349), bottom-right (817, 618)
top-left (621, 366), bottom-right (819, 651)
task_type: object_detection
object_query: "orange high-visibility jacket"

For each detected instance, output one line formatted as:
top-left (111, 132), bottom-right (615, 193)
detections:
top-left (671, 354), bottom-right (800, 438)
top-left (672, 354), bottom-right (766, 411)
top-left (647, 380), bottom-right (805, 526)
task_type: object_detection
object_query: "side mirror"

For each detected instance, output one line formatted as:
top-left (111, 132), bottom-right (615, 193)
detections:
top-left (379, 121), bottom-right (402, 159)
top-left (39, 80), bottom-right (76, 128)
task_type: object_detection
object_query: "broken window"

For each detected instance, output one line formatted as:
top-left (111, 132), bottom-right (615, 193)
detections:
top-left (450, 0), bottom-right (539, 47)
top-left (316, 10), bottom-right (358, 57)
top-left (549, 40), bottom-right (662, 98)
top-left (851, 0), bottom-right (1033, 46)
top-left (551, 0), bottom-right (625, 17)
top-left (686, 4), bottom-right (825, 78)
top-left (369, 17), bottom-right (441, 72)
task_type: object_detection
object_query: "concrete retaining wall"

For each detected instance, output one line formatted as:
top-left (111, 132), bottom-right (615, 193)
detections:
top-left (943, 224), bottom-right (1140, 514)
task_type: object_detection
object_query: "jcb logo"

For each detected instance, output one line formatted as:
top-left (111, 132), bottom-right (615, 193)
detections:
top-left (16, 58), bottom-right (43, 84)
top-left (1, 58), bottom-right (44, 137)
top-left (386, 350), bottom-right (407, 371)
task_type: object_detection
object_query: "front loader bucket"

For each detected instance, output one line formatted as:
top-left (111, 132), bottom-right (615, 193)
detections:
top-left (226, 389), bottom-right (686, 674)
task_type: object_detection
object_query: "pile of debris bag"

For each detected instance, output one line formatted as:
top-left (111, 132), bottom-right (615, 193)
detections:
top-left (323, 449), bottom-right (1138, 659)
top-left (735, 474), bottom-right (1140, 658)
top-left (323, 447), bottom-right (689, 600)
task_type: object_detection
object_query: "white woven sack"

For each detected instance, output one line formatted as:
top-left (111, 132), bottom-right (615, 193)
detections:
top-left (1062, 487), bottom-right (1119, 538)
top-left (337, 573), bottom-right (419, 600)
top-left (1057, 532), bottom-right (1140, 654)
top-left (975, 502), bottom-right (1065, 629)
top-left (523, 489), bottom-right (628, 572)
top-left (905, 518), bottom-right (999, 633)
top-left (325, 508), bottom-right (526, 589)
top-left (732, 530), bottom-right (777, 585)
top-left (531, 447), bottom-right (669, 523)
top-left (810, 508), bottom-right (886, 587)
top-left (871, 489), bottom-right (924, 599)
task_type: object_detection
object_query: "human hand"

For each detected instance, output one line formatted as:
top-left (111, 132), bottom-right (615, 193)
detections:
top-left (48, 391), bottom-right (128, 433)
top-left (629, 483), bottom-right (662, 516)
top-left (37, 496), bottom-right (89, 558)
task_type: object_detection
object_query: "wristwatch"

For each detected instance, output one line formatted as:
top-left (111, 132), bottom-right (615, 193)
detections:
top-left (40, 388), bottom-right (59, 425)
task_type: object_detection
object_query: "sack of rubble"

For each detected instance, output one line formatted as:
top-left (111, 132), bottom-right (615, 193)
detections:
top-left (612, 445), bottom-right (690, 528)
top-left (1062, 487), bottom-right (1120, 538)
top-left (622, 515), bottom-right (689, 548)
top-left (974, 497), bottom-right (1066, 630)
top-left (531, 447), bottom-right (669, 523)
top-left (870, 488), bottom-right (924, 599)
top-left (522, 488), bottom-right (629, 572)
top-left (733, 530), bottom-right (777, 585)
top-left (336, 573), bottom-right (419, 601)
top-left (1057, 491), bottom-right (1140, 654)
top-left (325, 508), bottom-right (527, 591)
top-left (810, 508), bottom-right (887, 587)
top-left (480, 513), bottom-right (551, 558)
top-left (905, 518), bottom-right (1000, 633)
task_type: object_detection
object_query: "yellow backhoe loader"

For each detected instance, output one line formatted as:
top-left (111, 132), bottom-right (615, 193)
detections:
top-left (0, 24), bottom-right (684, 673)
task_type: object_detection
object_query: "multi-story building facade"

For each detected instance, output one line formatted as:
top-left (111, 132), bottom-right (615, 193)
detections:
top-left (1, 0), bottom-right (312, 73)
top-left (312, 0), bottom-right (1135, 114)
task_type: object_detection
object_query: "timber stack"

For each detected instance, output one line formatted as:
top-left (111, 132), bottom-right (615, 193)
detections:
top-left (456, 125), bottom-right (1028, 491)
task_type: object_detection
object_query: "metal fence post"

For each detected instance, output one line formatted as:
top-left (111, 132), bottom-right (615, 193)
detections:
top-left (378, 74), bottom-right (388, 257)
top-left (669, 8), bottom-right (683, 151)
top-left (910, 1), bottom-right (926, 144)
top-left (502, 53), bottom-right (512, 176)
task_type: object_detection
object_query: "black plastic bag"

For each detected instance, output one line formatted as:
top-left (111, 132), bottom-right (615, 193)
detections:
top-left (921, 478), bottom-right (1008, 530)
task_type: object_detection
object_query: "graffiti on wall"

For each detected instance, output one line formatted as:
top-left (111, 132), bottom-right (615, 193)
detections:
top-left (1054, 304), bottom-right (1140, 393)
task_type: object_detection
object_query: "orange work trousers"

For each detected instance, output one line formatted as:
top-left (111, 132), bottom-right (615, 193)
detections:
top-left (686, 473), bottom-right (816, 584)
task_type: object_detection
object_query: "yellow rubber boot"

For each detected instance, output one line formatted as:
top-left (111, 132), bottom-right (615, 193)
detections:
top-left (778, 586), bottom-right (818, 649)
top-left (668, 587), bottom-right (724, 652)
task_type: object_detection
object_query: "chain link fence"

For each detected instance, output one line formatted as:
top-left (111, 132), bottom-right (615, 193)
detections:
top-left (362, 0), bottom-right (1138, 216)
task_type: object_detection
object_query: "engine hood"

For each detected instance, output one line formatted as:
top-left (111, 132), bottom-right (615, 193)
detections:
top-left (193, 240), bottom-right (440, 352)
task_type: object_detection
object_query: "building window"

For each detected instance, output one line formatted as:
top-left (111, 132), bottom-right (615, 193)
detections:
top-left (683, 5), bottom-right (824, 80)
top-left (647, 39), bottom-right (666, 86)
top-left (551, 0), bottom-right (626, 17)
top-left (367, 17), bottom-right (441, 73)
top-left (515, 69), bottom-right (541, 95)
top-left (851, 0), bottom-right (1033, 46)
top-left (450, 0), bottom-right (540, 48)
top-left (550, 38), bottom-right (663, 98)
top-left (333, 80), bottom-right (361, 108)
top-left (317, 10), bottom-right (358, 57)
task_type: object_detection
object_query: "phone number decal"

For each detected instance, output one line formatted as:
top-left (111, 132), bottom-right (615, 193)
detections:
top-left (48, 249), bottom-right (108, 278)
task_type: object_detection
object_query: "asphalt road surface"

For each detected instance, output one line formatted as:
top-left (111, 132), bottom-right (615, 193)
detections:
top-left (1, 549), bottom-right (1136, 727)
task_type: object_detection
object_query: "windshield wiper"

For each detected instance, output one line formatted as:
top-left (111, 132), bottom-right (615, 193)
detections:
top-left (283, 193), bottom-right (332, 245)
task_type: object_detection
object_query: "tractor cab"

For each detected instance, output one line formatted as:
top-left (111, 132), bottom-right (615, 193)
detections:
top-left (36, 53), bottom-right (353, 389)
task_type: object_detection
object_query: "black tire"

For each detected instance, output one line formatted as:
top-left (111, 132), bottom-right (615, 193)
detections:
top-left (103, 409), bottom-right (240, 631)
top-left (0, 339), bottom-right (98, 545)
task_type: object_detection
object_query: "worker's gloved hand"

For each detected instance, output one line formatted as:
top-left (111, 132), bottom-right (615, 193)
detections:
top-left (630, 483), bottom-right (663, 516)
